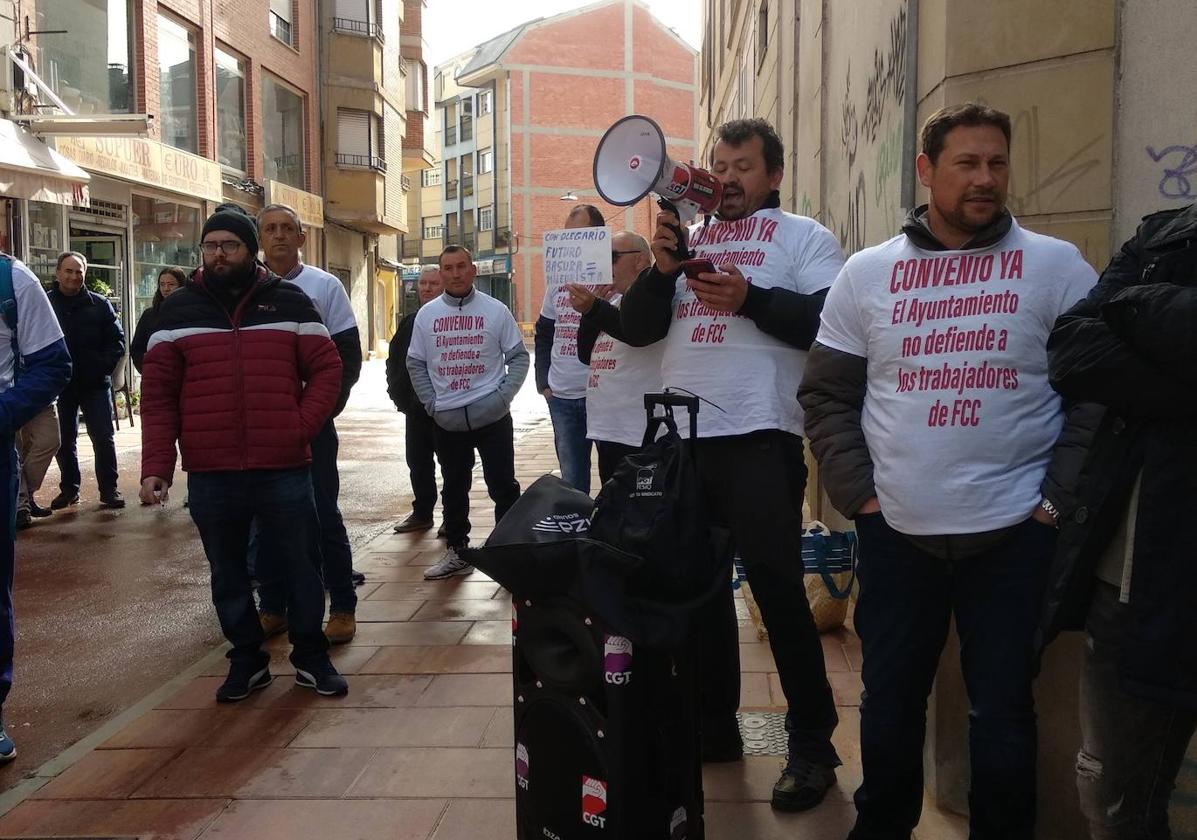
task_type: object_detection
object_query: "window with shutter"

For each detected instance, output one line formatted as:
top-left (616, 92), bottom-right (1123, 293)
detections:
top-left (269, 0), bottom-right (293, 44)
top-left (337, 110), bottom-right (371, 167)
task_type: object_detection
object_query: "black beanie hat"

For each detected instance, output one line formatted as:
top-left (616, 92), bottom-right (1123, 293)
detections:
top-left (202, 204), bottom-right (259, 256)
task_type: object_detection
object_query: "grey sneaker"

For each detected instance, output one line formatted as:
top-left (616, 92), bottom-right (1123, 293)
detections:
top-left (423, 546), bottom-right (473, 580)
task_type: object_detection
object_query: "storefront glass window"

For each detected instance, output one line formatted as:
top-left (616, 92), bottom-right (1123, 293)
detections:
top-left (27, 201), bottom-right (65, 287)
top-left (34, 0), bottom-right (131, 115)
top-left (215, 48), bottom-right (247, 172)
top-left (132, 195), bottom-right (200, 321)
top-left (262, 75), bottom-right (305, 189)
top-left (158, 14), bottom-right (198, 154)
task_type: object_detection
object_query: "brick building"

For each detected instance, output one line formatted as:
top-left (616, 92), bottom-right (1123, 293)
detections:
top-left (412, 0), bottom-right (698, 325)
top-left (3, 0), bottom-right (325, 341)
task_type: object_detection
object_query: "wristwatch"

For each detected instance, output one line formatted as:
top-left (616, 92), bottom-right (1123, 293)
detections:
top-left (1039, 498), bottom-right (1060, 523)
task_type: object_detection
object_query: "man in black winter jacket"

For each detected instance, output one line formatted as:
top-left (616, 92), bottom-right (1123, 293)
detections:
top-left (1039, 201), bottom-right (1197, 839)
top-left (387, 265), bottom-right (444, 534)
top-left (48, 251), bottom-right (125, 509)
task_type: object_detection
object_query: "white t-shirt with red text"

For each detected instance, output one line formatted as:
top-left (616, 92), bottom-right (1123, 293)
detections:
top-left (586, 293), bottom-right (665, 447)
top-left (816, 219), bottom-right (1098, 535)
top-left (540, 285), bottom-right (590, 400)
top-left (408, 290), bottom-right (524, 411)
top-left (661, 208), bottom-right (844, 437)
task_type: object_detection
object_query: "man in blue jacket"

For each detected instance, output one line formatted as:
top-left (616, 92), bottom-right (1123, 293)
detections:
top-left (0, 255), bottom-right (73, 760)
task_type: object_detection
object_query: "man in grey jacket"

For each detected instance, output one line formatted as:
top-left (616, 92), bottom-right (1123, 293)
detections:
top-left (407, 245), bottom-right (529, 579)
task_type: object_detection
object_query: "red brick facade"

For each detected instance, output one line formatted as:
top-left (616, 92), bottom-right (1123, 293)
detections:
top-left (500, 0), bottom-right (698, 322)
top-left (131, 0), bottom-right (321, 193)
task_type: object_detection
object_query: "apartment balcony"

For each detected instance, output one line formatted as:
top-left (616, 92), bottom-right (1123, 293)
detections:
top-left (324, 165), bottom-right (402, 235)
top-left (335, 153), bottom-right (388, 173)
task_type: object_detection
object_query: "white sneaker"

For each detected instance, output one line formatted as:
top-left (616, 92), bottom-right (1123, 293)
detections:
top-left (424, 546), bottom-right (474, 580)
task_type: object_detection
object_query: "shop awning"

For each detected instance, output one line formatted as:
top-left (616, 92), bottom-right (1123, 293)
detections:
top-left (0, 118), bottom-right (89, 207)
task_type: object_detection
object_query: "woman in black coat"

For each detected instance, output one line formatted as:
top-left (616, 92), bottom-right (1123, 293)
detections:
top-left (130, 267), bottom-right (186, 373)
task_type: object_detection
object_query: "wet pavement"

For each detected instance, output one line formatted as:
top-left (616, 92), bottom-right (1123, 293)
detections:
top-left (0, 358), bottom-right (549, 788)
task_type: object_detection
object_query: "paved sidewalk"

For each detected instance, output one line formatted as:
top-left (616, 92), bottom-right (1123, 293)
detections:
top-left (0, 422), bottom-right (965, 839)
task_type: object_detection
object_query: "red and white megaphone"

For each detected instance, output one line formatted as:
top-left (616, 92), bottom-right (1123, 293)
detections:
top-left (593, 115), bottom-right (723, 235)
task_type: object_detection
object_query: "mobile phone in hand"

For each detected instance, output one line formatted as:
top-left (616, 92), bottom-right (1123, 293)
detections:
top-left (681, 258), bottom-right (716, 281)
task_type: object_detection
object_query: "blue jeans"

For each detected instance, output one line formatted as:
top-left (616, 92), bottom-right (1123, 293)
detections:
top-left (849, 514), bottom-right (1055, 840)
top-left (56, 384), bottom-right (118, 496)
top-left (258, 420), bottom-right (356, 614)
top-left (189, 468), bottom-right (329, 665)
top-left (547, 395), bottom-right (592, 494)
top-left (0, 434), bottom-right (17, 708)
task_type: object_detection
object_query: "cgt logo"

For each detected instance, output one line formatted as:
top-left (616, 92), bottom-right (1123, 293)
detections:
top-left (582, 775), bottom-right (608, 828)
top-left (604, 635), bottom-right (633, 685)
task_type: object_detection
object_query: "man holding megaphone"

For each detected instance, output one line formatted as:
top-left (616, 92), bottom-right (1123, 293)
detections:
top-left (616, 118), bottom-right (846, 812)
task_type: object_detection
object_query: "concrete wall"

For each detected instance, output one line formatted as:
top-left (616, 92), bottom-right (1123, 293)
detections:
top-left (1112, 0), bottom-right (1197, 244)
top-left (324, 226), bottom-right (371, 358)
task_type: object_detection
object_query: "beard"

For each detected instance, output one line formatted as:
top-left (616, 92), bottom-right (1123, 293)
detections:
top-left (934, 190), bottom-right (1004, 235)
top-left (205, 257), bottom-right (257, 293)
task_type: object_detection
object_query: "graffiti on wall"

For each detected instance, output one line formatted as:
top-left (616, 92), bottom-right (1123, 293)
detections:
top-left (1145, 144), bottom-right (1197, 199)
top-left (824, 2), bottom-right (909, 255)
top-left (1007, 106), bottom-right (1104, 217)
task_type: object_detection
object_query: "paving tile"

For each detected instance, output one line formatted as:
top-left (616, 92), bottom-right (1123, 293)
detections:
top-left (132, 748), bottom-right (281, 798)
top-left (740, 642), bottom-right (779, 672)
top-left (411, 599), bottom-right (512, 622)
top-left (353, 581), bottom-right (384, 600)
top-left (354, 600), bottom-right (424, 622)
top-left (351, 620), bottom-right (470, 646)
top-left (360, 645), bottom-right (512, 675)
top-left (821, 635), bottom-right (852, 672)
top-left (197, 798), bottom-right (445, 839)
top-left (347, 747), bottom-right (513, 798)
top-left (431, 799), bottom-right (516, 840)
top-left (829, 670), bottom-right (864, 707)
top-left (481, 709), bottom-right (514, 748)
top-left (704, 801), bottom-right (856, 838)
top-left (0, 798), bottom-right (229, 840)
top-left (416, 674), bottom-right (513, 707)
top-left (367, 581), bottom-right (502, 601)
top-left (290, 707), bottom-right (495, 748)
top-left (101, 707), bottom-right (315, 750)
top-left (359, 565), bottom-right (495, 583)
top-left (843, 638), bottom-right (863, 672)
top-left (461, 620), bottom-right (512, 645)
top-left (740, 671), bottom-right (777, 709)
top-left (31, 748), bottom-right (180, 799)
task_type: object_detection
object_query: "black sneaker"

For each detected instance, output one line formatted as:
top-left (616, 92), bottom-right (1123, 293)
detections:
top-left (99, 491), bottom-right (126, 509)
top-left (50, 491), bottom-right (79, 510)
top-left (28, 499), bottom-right (52, 518)
top-left (351, 569), bottom-right (366, 587)
top-left (393, 514), bottom-right (433, 533)
top-left (294, 657), bottom-right (349, 697)
top-left (771, 754), bottom-right (837, 812)
top-left (216, 653), bottom-right (273, 703)
top-left (15, 510), bottom-right (31, 530)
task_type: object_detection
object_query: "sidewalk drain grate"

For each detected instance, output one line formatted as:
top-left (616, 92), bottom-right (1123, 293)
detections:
top-left (737, 711), bottom-right (788, 756)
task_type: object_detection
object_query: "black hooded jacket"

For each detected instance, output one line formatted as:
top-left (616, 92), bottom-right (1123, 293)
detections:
top-left (1035, 202), bottom-right (1197, 708)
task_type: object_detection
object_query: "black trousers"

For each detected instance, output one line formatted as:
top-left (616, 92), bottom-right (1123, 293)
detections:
top-left (693, 430), bottom-right (840, 766)
top-left (435, 414), bottom-right (520, 549)
top-left (595, 439), bottom-right (638, 486)
top-left (406, 408), bottom-right (440, 520)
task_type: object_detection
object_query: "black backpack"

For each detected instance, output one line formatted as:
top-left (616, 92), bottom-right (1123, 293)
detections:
top-left (588, 393), bottom-right (729, 603)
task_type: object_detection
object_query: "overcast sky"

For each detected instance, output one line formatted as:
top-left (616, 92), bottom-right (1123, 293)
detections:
top-left (424, 0), bottom-right (703, 67)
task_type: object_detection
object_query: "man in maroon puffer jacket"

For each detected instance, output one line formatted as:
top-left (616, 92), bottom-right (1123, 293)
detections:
top-left (139, 206), bottom-right (347, 702)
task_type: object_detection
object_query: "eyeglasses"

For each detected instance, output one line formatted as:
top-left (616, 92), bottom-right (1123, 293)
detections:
top-left (612, 250), bottom-right (640, 261)
top-left (200, 241), bottom-right (246, 256)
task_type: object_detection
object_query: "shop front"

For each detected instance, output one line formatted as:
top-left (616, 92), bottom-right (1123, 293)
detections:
top-left (51, 135), bottom-right (223, 337)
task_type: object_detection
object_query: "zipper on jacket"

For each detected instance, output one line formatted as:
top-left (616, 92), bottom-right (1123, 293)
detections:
top-left (197, 273), bottom-right (270, 471)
